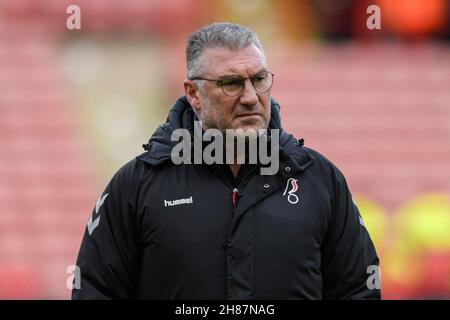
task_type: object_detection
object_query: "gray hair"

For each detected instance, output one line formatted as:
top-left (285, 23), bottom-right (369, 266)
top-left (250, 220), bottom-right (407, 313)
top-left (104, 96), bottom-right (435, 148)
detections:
top-left (186, 22), bottom-right (265, 79)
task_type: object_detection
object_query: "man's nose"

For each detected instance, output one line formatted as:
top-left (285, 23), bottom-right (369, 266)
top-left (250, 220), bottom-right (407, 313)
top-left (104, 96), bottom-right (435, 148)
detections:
top-left (239, 78), bottom-right (258, 106)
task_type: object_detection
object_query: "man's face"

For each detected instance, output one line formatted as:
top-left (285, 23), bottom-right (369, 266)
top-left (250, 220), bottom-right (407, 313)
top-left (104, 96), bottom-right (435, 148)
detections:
top-left (185, 44), bottom-right (272, 132)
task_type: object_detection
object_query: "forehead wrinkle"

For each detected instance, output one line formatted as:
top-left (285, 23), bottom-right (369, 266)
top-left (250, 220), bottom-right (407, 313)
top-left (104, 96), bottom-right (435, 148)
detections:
top-left (222, 64), bottom-right (266, 78)
top-left (201, 45), bottom-right (267, 78)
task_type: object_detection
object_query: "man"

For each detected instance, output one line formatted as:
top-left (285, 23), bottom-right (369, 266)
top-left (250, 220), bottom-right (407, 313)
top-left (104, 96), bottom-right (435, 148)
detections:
top-left (72, 22), bottom-right (381, 299)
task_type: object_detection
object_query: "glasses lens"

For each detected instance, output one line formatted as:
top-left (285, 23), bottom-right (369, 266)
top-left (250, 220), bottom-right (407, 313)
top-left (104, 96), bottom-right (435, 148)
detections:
top-left (221, 77), bottom-right (243, 96)
top-left (253, 71), bottom-right (272, 93)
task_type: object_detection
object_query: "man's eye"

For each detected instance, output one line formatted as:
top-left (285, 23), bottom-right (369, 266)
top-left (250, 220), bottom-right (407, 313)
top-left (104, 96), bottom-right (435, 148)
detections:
top-left (222, 79), bottom-right (242, 86)
top-left (253, 73), bottom-right (267, 82)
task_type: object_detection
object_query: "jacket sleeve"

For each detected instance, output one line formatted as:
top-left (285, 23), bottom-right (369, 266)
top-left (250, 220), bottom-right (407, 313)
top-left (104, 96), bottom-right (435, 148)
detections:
top-left (321, 165), bottom-right (381, 299)
top-left (72, 160), bottom-right (141, 299)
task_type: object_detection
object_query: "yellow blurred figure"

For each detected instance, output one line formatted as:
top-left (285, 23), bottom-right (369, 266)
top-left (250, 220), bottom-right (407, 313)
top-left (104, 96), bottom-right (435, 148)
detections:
top-left (395, 194), bottom-right (450, 252)
top-left (381, 194), bottom-right (450, 298)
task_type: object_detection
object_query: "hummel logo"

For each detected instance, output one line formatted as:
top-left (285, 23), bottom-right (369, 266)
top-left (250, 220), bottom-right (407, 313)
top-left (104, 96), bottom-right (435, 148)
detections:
top-left (164, 196), bottom-right (193, 207)
top-left (87, 193), bottom-right (108, 235)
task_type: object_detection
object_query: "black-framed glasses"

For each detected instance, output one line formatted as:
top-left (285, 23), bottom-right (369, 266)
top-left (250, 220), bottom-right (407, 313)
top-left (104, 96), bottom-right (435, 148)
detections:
top-left (189, 70), bottom-right (274, 97)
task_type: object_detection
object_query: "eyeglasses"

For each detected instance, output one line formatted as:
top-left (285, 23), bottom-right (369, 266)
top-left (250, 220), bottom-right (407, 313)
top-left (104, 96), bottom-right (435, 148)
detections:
top-left (189, 70), bottom-right (274, 97)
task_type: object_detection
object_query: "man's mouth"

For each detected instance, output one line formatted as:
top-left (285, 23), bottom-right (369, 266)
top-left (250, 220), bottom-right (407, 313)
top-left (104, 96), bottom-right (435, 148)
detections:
top-left (235, 113), bottom-right (261, 119)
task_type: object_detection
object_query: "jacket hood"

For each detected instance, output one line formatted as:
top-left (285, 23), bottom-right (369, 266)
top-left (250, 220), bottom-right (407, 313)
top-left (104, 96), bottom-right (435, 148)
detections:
top-left (137, 96), bottom-right (314, 173)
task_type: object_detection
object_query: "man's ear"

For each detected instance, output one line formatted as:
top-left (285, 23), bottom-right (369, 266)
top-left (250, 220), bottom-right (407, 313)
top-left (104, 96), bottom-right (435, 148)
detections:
top-left (183, 80), bottom-right (201, 113)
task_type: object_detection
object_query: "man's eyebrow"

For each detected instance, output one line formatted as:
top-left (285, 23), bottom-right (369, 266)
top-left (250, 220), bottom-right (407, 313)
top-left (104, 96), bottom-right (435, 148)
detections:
top-left (217, 68), bottom-right (268, 79)
top-left (216, 74), bottom-right (240, 80)
top-left (253, 68), bottom-right (268, 75)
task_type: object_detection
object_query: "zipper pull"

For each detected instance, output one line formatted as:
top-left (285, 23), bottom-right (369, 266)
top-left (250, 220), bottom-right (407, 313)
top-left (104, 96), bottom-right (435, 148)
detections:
top-left (232, 188), bottom-right (239, 206)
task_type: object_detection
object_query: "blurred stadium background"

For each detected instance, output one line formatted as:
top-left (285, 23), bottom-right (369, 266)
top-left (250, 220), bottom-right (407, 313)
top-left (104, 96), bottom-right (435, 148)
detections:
top-left (0, 0), bottom-right (449, 299)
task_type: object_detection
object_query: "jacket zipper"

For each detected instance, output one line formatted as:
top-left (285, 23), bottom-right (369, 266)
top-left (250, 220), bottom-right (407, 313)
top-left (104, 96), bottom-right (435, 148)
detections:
top-left (232, 188), bottom-right (239, 206)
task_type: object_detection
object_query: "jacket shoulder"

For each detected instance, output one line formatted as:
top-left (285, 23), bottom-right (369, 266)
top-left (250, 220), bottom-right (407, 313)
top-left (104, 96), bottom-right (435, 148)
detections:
top-left (106, 156), bottom-right (150, 192)
top-left (302, 146), bottom-right (348, 184)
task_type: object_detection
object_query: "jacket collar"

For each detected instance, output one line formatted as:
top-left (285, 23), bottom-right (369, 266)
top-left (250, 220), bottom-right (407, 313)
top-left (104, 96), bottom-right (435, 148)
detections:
top-left (137, 96), bottom-right (315, 174)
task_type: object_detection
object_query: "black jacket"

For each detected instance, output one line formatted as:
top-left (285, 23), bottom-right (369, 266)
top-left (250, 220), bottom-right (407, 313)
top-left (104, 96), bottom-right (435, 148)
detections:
top-left (72, 96), bottom-right (380, 300)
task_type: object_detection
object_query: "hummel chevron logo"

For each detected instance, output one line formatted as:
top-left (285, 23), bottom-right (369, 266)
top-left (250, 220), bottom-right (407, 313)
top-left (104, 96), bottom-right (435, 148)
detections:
top-left (87, 193), bottom-right (108, 235)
